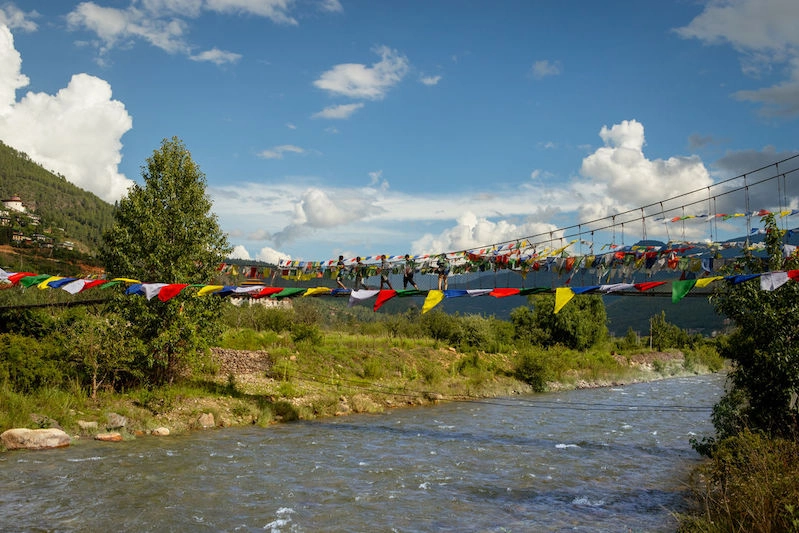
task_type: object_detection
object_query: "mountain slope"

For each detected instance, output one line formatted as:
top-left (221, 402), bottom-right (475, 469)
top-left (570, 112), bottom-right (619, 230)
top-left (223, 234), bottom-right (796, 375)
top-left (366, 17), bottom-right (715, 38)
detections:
top-left (0, 140), bottom-right (115, 252)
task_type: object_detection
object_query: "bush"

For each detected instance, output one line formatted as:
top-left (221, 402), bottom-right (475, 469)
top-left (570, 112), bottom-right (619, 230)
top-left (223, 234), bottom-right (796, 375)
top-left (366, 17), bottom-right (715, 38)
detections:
top-left (680, 430), bottom-right (799, 533)
top-left (649, 311), bottom-right (689, 350)
top-left (512, 295), bottom-right (608, 350)
top-left (0, 333), bottom-right (68, 392)
top-left (514, 350), bottom-right (551, 392)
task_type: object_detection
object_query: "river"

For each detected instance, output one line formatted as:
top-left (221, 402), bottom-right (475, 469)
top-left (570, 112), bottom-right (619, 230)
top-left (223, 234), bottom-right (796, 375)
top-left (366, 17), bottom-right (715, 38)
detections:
top-left (0, 374), bottom-right (724, 532)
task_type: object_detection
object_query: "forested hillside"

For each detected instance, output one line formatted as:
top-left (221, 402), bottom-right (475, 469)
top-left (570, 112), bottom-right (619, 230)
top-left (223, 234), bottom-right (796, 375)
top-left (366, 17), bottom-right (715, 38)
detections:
top-left (0, 140), bottom-right (115, 252)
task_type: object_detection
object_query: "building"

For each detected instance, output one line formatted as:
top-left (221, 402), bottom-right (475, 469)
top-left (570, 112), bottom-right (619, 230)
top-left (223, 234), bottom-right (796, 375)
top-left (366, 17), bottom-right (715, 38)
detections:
top-left (2, 195), bottom-right (26, 213)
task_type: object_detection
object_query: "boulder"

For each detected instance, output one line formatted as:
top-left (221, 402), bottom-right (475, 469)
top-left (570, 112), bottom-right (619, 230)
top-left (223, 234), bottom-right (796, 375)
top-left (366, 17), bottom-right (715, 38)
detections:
top-left (151, 427), bottom-right (170, 436)
top-left (94, 432), bottom-right (123, 442)
top-left (78, 420), bottom-right (98, 431)
top-left (197, 412), bottom-right (215, 428)
top-left (105, 412), bottom-right (127, 430)
top-left (1, 428), bottom-right (71, 450)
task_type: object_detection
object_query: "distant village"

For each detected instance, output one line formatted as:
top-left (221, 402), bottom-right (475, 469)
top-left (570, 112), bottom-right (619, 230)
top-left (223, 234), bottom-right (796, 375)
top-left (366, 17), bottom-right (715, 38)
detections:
top-left (0, 194), bottom-right (74, 250)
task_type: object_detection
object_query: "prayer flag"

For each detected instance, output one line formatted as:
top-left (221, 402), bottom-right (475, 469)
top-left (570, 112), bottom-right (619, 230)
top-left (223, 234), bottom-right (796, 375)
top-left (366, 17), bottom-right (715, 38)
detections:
top-left (671, 279), bottom-right (697, 303)
top-left (422, 290), bottom-right (445, 313)
top-left (158, 283), bottom-right (188, 301)
top-left (760, 271), bottom-right (789, 291)
top-left (554, 287), bottom-right (575, 314)
top-left (489, 288), bottom-right (520, 298)
top-left (374, 290), bottom-right (397, 311)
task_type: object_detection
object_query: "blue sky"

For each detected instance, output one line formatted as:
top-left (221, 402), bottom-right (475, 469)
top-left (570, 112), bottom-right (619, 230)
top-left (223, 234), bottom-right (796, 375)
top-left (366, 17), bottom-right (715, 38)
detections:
top-left (1, 0), bottom-right (799, 264)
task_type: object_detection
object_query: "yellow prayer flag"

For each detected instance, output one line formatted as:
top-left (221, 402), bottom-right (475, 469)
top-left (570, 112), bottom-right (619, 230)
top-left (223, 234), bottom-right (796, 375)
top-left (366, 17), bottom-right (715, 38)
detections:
top-left (111, 278), bottom-right (142, 284)
top-left (422, 290), bottom-right (445, 314)
top-left (303, 287), bottom-right (332, 297)
top-left (37, 276), bottom-right (63, 290)
top-left (694, 276), bottom-right (723, 288)
top-left (554, 287), bottom-right (575, 314)
top-left (195, 285), bottom-right (224, 297)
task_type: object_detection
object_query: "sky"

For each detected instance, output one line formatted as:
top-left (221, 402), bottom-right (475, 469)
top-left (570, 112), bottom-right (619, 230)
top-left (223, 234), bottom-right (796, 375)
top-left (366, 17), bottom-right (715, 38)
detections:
top-left (1, 0), bottom-right (799, 265)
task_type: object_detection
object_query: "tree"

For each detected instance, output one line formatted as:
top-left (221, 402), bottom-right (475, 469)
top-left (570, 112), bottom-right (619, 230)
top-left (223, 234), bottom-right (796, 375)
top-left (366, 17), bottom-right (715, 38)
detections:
top-left (711, 214), bottom-right (799, 441)
top-left (511, 294), bottom-right (608, 350)
top-left (101, 137), bottom-right (231, 385)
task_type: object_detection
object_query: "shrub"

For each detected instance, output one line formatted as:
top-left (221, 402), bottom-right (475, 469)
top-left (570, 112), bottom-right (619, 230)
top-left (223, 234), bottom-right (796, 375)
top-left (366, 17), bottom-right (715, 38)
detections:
top-left (290, 323), bottom-right (322, 345)
top-left (680, 430), bottom-right (799, 533)
top-left (512, 295), bottom-right (608, 350)
top-left (514, 350), bottom-right (551, 392)
top-left (0, 333), bottom-right (68, 392)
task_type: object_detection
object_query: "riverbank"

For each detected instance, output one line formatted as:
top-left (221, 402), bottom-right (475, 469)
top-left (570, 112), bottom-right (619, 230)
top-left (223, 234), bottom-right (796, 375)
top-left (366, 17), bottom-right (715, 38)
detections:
top-left (0, 344), bottom-right (718, 448)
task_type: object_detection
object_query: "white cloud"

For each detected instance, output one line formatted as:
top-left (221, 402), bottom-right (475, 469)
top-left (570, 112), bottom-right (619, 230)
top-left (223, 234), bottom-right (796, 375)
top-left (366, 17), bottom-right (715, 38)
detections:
top-left (205, 0), bottom-right (297, 25)
top-left (190, 47), bottom-right (242, 65)
top-left (0, 25), bottom-right (133, 202)
top-left (420, 74), bottom-right (442, 86)
top-left (66, 0), bottom-right (327, 62)
top-left (318, 0), bottom-right (343, 13)
top-left (0, 24), bottom-right (28, 113)
top-left (313, 46), bottom-right (409, 100)
top-left (229, 244), bottom-right (251, 259)
top-left (67, 2), bottom-right (191, 56)
top-left (579, 120), bottom-right (711, 218)
top-left (0, 3), bottom-right (38, 32)
top-left (411, 212), bottom-right (559, 254)
top-left (256, 245), bottom-right (291, 264)
top-left (676, 0), bottom-right (799, 116)
top-left (530, 59), bottom-right (561, 79)
top-left (312, 102), bottom-right (363, 119)
top-left (257, 144), bottom-right (306, 159)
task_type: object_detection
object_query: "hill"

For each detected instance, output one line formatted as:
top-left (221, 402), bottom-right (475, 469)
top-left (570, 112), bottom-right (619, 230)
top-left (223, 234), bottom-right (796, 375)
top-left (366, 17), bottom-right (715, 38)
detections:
top-left (0, 140), bottom-right (115, 254)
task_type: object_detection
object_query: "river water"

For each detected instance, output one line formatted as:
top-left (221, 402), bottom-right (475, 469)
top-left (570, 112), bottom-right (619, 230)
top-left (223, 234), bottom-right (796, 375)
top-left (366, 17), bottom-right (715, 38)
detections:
top-left (0, 374), bottom-right (724, 532)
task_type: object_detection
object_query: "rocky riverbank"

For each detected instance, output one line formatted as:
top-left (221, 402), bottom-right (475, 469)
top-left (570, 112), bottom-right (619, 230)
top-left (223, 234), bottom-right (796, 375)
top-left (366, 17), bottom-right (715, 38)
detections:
top-left (1, 346), bottom-right (716, 451)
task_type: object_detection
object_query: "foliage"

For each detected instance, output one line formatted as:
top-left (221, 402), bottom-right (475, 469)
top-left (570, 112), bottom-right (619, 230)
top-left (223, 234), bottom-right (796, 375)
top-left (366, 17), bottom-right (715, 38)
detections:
top-left (513, 350), bottom-right (552, 392)
top-left (0, 333), bottom-right (68, 392)
top-left (62, 309), bottom-right (144, 398)
top-left (100, 137), bottom-right (231, 385)
top-left (679, 430), bottom-right (799, 533)
top-left (710, 214), bottom-right (799, 441)
top-left (511, 294), bottom-right (608, 350)
top-left (649, 311), bottom-right (690, 351)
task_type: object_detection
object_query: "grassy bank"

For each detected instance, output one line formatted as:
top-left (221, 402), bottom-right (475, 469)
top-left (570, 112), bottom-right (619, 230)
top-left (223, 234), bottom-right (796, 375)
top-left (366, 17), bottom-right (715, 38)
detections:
top-left (1, 325), bottom-right (721, 440)
top-left (678, 430), bottom-right (799, 532)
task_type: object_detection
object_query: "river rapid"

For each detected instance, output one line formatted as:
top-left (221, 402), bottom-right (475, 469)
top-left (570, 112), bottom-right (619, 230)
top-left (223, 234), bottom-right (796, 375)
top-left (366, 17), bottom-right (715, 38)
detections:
top-left (0, 374), bottom-right (724, 532)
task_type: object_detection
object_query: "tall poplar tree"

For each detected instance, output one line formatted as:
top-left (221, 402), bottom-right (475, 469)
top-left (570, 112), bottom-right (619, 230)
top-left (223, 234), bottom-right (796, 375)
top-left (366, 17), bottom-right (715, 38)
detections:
top-left (101, 137), bottom-right (231, 385)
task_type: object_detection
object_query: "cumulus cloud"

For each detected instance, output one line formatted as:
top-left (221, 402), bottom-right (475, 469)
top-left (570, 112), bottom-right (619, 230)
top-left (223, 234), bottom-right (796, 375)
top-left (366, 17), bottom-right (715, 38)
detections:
top-left (312, 102), bottom-right (363, 119)
top-left (256, 245), bottom-right (291, 264)
top-left (530, 59), bottom-right (561, 79)
top-left (411, 212), bottom-right (560, 254)
top-left (271, 186), bottom-right (387, 246)
top-left (229, 244), bottom-right (251, 260)
top-left (578, 119), bottom-right (711, 220)
top-left (257, 144), bottom-right (306, 160)
top-left (676, 0), bottom-right (799, 117)
top-left (0, 25), bottom-right (133, 202)
top-left (420, 74), bottom-right (442, 86)
top-left (313, 46), bottom-right (409, 100)
top-left (0, 3), bottom-right (38, 32)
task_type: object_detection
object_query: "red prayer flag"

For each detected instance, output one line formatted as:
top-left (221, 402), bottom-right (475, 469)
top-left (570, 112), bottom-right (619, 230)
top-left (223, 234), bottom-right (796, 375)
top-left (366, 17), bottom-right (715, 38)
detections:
top-left (374, 289), bottom-right (397, 311)
top-left (489, 288), bottom-right (520, 298)
top-left (253, 287), bottom-right (283, 298)
top-left (158, 283), bottom-right (189, 302)
top-left (7, 272), bottom-right (35, 285)
top-left (634, 281), bottom-right (667, 292)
